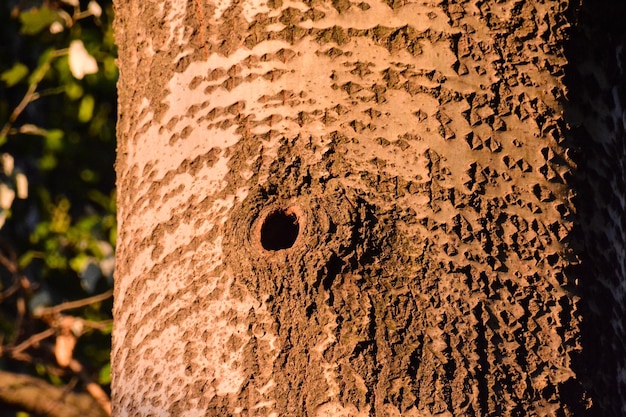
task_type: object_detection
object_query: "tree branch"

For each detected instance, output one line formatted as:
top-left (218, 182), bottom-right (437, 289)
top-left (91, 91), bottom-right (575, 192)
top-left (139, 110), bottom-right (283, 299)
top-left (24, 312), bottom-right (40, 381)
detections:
top-left (0, 370), bottom-right (109, 417)
top-left (34, 290), bottom-right (113, 317)
top-left (2, 328), bottom-right (55, 356)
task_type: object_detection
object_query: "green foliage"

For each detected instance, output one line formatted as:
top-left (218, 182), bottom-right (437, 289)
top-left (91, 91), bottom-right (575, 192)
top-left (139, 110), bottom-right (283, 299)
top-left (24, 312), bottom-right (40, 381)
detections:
top-left (0, 0), bottom-right (116, 413)
top-left (19, 7), bottom-right (61, 35)
top-left (1, 63), bottom-right (29, 87)
top-left (99, 361), bottom-right (111, 385)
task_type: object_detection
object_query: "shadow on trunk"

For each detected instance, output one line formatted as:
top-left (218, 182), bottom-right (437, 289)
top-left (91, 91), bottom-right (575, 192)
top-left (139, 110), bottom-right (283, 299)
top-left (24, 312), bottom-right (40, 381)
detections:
top-left (564, 1), bottom-right (626, 415)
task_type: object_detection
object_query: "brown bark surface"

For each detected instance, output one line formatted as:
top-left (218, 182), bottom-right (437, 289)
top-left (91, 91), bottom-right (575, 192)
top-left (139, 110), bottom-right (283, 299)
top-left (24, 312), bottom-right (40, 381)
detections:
top-left (113, 0), bottom-right (622, 415)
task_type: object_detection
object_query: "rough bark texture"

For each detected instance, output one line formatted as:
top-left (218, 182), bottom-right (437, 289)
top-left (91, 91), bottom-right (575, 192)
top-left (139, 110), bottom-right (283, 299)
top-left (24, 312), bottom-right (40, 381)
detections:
top-left (113, 0), bottom-right (622, 415)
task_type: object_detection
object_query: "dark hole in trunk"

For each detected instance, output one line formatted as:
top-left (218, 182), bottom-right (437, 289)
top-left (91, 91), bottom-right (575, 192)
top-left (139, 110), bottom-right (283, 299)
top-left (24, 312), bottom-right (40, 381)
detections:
top-left (260, 209), bottom-right (299, 251)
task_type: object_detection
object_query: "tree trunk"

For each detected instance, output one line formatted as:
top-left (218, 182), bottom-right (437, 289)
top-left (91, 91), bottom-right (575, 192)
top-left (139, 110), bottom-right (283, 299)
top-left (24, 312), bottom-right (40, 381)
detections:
top-left (112, 0), bottom-right (624, 415)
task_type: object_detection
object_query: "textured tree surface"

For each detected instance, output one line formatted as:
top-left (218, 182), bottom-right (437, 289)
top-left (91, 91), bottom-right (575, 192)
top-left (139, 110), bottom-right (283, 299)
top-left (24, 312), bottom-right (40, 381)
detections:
top-left (113, 0), bottom-right (624, 415)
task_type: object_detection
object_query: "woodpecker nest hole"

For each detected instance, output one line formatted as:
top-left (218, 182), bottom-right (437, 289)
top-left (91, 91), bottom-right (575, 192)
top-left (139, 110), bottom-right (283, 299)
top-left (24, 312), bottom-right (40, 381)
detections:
top-left (259, 207), bottom-right (300, 251)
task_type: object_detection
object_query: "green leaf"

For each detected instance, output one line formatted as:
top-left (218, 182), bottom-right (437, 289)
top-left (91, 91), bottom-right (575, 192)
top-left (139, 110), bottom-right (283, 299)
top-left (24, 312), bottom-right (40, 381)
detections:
top-left (78, 94), bottom-right (95, 122)
top-left (31, 222), bottom-right (50, 244)
top-left (45, 129), bottom-right (64, 151)
top-left (1, 63), bottom-right (29, 87)
top-left (39, 153), bottom-right (57, 170)
top-left (69, 253), bottom-right (90, 274)
top-left (48, 372), bottom-right (63, 387)
top-left (103, 55), bottom-right (118, 80)
top-left (18, 251), bottom-right (41, 269)
top-left (19, 7), bottom-right (60, 35)
top-left (80, 169), bottom-right (97, 182)
top-left (99, 362), bottom-right (111, 385)
top-left (65, 81), bottom-right (84, 100)
top-left (88, 189), bottom-right (111, 209)
top-left (44, 250), bottom-right (68, 269)
top-left (109, 227), bottom-right (117, 246)
top-left (35, 363), bottom-right (47, 376)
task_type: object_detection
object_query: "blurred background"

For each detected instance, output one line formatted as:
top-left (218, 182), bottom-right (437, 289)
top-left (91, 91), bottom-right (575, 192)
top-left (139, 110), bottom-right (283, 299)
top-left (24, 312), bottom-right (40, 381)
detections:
top-left (0, 0), bottom-right (116, 415)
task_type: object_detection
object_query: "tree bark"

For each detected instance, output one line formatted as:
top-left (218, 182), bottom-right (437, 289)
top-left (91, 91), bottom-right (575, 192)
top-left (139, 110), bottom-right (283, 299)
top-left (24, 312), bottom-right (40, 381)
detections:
top-left (113, 0), bottom-right (624, 415)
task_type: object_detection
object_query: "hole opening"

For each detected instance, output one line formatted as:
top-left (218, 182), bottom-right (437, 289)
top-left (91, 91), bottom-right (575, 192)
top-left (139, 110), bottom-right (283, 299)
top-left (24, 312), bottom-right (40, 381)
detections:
top-left (260, 208), bottom-right (300, 251)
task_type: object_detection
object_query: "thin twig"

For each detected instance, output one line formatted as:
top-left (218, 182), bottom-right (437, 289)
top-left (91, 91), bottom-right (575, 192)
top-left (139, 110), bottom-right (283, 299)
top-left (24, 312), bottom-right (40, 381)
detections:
top-left (3, 328), bottom-right (55, 356)
top-left (0, 277), bottom-right (20, 301)
top-left (35, 289), bottom-right (113, 317)
top-left (7, 350), bottom-right (33, 363)
top-left (0, 252), bottom-right (17, 274)
top-left (80, 318), bottom-right (113, 331)
top-left (69, 358), bottom-right (112, 415)
top-left (0, 48), bottom-right (66, 139)
top-left (0, 83), bottom-right (37, 138)
top-left (14, 295), bottom-right (27, 345)
top-left (37, 86), bottom-right (67, 98)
